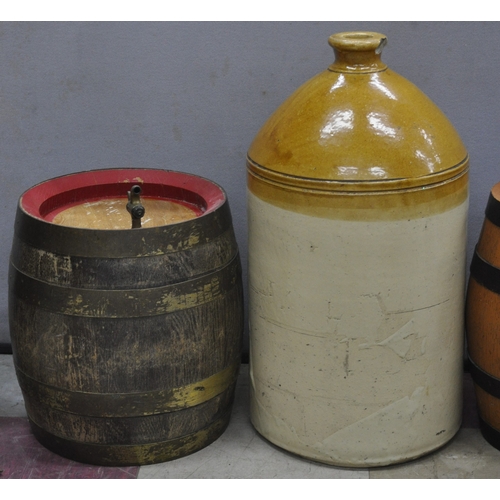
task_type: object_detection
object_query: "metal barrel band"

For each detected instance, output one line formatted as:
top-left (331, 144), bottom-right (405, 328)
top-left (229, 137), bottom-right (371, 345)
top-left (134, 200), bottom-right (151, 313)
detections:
top-left (10, 252), bottom-right (241, 318)
top-left (28, 409), bottom-right (232, 466)
top-left (479, 417), bottom-right (500, 452)
top-left (467, 353), bottom-right (500, 400)
top-left (10, 227), bottom-right (238, 288)
top-left (16, 361), bottom-right (240, 417)
top-left (469, 250), bottom-right (500, 296)
top-left (14, 201), bottom-right (232, 258)
top-left (485, 192), bottom-right (500, 229)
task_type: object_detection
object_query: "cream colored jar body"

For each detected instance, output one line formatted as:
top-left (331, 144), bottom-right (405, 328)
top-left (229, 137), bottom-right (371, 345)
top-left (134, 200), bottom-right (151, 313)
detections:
top-left (248, 184), bottom-right (468, 467)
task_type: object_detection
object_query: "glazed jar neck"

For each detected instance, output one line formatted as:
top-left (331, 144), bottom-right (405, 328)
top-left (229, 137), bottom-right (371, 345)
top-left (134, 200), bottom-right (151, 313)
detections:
top-left (328, 31), bottom-right (388, 74)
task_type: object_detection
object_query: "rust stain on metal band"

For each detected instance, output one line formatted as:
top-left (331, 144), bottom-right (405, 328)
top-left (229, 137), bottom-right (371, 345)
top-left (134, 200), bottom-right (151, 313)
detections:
top-left (17, 361), bottom-right (239, 417)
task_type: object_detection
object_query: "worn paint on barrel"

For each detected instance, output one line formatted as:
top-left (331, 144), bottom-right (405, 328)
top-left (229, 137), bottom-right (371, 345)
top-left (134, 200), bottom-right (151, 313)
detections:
top-left (9, 168), bottom-right (243, 466)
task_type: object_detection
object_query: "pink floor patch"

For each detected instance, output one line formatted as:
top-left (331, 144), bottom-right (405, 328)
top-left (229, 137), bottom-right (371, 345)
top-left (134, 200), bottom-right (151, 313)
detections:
top-left (0, 418), bottom-right (139, 479)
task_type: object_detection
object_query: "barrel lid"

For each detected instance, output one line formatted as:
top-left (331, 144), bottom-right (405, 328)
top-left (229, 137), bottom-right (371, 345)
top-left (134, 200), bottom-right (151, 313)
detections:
top-left (20, 169), bottom-right (226, 223)
top-left (247, 32), bottom-right (468, 192)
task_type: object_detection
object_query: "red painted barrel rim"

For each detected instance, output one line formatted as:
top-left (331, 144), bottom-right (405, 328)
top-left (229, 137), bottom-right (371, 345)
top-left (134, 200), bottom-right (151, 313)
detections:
top-left (20, 169), bottom-right (227, 225)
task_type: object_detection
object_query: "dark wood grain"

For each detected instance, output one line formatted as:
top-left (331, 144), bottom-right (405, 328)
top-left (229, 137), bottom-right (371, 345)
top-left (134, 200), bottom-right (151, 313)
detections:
top-left (9, 173), bottom-right (243, 466)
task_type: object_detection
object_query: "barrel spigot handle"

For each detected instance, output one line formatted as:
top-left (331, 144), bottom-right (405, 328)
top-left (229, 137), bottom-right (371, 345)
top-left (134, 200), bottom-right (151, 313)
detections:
top-left (126, 185), bottom-right (145, 229)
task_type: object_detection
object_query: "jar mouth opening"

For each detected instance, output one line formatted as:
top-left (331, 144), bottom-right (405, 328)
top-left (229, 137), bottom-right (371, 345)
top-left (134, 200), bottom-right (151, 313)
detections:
top-left (329, 31), bottom-right (387, 52)
top-left (328, 32), bottom-right (388, 73)
top-left (344, 34), bottom-right (372, 39)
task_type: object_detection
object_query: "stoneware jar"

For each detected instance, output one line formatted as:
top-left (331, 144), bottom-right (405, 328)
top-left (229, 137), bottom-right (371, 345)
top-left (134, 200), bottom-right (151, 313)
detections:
top-left (247, 32), bottom-right (469, 467)
top-left (9, 168), bottom-right (243, 466)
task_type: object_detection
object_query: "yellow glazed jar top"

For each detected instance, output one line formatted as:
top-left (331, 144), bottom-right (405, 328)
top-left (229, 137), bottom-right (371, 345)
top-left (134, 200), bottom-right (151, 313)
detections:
top-left (247, 32), bottom-right (468, 192)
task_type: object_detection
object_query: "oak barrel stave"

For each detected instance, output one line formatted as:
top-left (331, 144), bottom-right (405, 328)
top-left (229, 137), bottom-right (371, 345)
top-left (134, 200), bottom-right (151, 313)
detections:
top-left (10, 269), bottom-right (242, 393)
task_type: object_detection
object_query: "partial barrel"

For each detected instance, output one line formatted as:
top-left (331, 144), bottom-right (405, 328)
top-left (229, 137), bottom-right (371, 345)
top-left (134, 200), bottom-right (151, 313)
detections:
top-left (9, 168), bottom-right (243, 466)
top-left (466, 182), bottom-right (500, 450)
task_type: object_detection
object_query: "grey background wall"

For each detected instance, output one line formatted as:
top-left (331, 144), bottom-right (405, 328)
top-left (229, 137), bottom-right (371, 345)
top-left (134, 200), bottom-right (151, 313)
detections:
top-left (0, 21), bottom-right (498, 351)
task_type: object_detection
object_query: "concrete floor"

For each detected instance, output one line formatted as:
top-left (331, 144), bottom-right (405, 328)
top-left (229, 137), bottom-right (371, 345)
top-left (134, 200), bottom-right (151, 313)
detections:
top-left (1, 354), bottom-right (499, 479)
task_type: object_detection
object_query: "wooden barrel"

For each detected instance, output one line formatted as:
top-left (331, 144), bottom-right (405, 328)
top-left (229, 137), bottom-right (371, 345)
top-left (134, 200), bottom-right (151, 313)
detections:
top-left (466, 182), bottom-right (500, 450)
top-left (9, 168), bottom-right (243, 466)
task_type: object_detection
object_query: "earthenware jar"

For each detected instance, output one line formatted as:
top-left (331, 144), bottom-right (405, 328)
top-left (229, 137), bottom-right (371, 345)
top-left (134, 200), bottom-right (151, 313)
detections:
top-left (466, 183), bottom-right (500, 451)
top-left (247, 32), bottom-right (469, 467)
